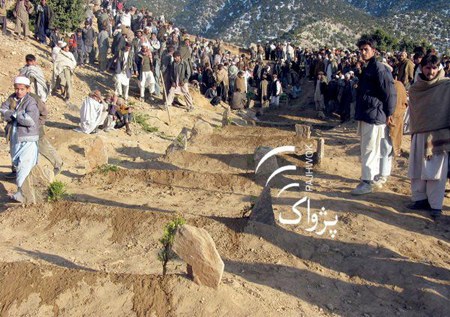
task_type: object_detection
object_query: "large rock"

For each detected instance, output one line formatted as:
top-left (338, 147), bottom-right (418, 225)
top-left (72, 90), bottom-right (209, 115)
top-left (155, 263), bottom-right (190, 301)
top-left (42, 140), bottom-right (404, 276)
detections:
top-left (249, 186), bottom-right (276, 226)
top-left (21, 155), bottom-right (55, 204)
top-left (84, 137), bottom-right (108, 172)
top-left (166, 127), bottom-right (189, 155)
top-left (172, 224), bottom-right (224, 289)
top-left (254, 146), bottom-right (278, 176)
top-left (192, 120), bottom-right (214, 137)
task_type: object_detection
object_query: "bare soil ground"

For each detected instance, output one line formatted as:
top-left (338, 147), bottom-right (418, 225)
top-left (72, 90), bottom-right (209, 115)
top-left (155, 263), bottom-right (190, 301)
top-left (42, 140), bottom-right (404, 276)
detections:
top-left (0, 30), bottom-right (449, 317)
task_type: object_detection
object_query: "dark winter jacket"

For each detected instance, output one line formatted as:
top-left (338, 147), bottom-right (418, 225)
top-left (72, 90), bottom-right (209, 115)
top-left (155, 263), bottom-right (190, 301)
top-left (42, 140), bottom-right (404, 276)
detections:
top-left (169, 60), bottom-right (191, 86)
top-left (355, 57), bottom-right (397, 124)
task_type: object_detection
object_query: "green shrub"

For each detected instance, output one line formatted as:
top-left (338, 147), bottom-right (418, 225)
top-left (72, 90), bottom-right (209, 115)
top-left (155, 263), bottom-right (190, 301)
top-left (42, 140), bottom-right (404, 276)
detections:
top-left (48, 0), bottom-right (86, 32)
top-left (48, 181), bottom-right (68, 202)
top-left (158, 216), bottom-right (186, 276)
top-left (97, 164), bottom-right (119, 174)
top-left (134, 113), bottom-right (159, 133)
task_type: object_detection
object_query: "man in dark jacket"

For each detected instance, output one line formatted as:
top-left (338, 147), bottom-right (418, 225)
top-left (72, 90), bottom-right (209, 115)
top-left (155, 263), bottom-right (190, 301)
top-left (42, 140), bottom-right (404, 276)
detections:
top-left (352, 37), bottom-right (397, 195)
top-left (165, 51), bottom-right (194, 111)
top-left (35, 0), bottom-right (53, 43)
top-left (82, 20), bottom-right (97, 65)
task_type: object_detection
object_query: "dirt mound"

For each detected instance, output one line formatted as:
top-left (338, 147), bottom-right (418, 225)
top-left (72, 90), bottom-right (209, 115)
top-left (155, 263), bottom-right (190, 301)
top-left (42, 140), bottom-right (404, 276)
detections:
top-left (189, 133), bottom-right (315, 154)
top-left (158, 151), bottom-right (251, 174)
top-left (79, 169), bottom-right (261, 196)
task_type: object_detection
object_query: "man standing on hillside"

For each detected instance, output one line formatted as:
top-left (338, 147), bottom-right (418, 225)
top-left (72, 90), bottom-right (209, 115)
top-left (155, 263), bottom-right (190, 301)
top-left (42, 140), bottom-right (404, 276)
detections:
top-left (97, 25), bottom-right (110, 71)
top-left (408, 54), bottom-right (449, 219)
top-left (166, 51), bottom-right (194, 112)
top-left (14, 0), bottom-right (33, 39)
top-left (0, 76), bottom-right (40, 202)
top-left (34, 0), bottom-right (53, 44)
top-left (352, 37), bottom-right (397, 195)
top-left (19, 54), bottom-right (49, 102)
top-left (0, 0), bottom-right (12, 35)
top-left (82, 20), bottom-right (97, 65)
top-left (52, 42), bottom-right (77, 102)
top-left (397, 51), bottom-right (415, 89)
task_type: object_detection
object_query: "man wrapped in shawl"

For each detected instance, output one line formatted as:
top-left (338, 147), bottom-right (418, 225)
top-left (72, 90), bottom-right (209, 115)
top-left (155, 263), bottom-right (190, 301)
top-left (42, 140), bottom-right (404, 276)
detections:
top-left (19, 54), bottom-right (49, 102)
top-left (52, 42), bottom-right (77, 101)
top-left (407, 54), bottom-right (450, 219)
top-left (78, 90), bottom-right (108, 134)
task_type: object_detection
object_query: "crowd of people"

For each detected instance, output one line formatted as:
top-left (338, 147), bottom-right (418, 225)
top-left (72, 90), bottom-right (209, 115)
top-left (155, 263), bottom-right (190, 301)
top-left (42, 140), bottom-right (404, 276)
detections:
top-left (0, 0), bottom-right (449, 219)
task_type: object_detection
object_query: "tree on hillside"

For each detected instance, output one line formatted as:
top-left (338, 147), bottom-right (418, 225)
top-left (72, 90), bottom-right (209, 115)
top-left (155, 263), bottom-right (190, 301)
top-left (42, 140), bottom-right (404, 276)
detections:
top-left (47, 0), bottom-right (86, 32)
top-left (359, 28), bottom-right (433, 53)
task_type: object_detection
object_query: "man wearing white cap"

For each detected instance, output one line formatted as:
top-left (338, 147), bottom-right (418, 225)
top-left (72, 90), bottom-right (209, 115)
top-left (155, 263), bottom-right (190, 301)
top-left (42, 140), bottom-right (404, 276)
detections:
top-left (0, 76), bottom-right (40, 202)
top-left (51, 40), bottom-right (64, 62)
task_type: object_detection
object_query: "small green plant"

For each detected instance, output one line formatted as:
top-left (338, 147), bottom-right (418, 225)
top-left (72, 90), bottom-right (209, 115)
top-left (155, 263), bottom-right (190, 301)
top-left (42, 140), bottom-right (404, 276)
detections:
top-left (134, 113), bottom-right (159, 133)
top-left (156, 132), bottom-right (176, 141)
top-left (97, 164), bottom-right (119, 174)
top-left (158, 216), bottom-right (186, 276)
top-left (48, 181), bottom-right (68, 202)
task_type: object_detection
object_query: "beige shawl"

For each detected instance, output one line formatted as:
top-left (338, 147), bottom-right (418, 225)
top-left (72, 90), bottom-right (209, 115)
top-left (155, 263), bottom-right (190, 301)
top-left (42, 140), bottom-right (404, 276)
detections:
top-left (409, 69), bottom-right (450, 157)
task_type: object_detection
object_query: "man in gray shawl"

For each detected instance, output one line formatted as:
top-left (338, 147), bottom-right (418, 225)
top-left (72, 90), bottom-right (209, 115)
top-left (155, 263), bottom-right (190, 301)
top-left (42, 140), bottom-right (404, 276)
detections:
top-left (19, 54), bottom-right (49, 102)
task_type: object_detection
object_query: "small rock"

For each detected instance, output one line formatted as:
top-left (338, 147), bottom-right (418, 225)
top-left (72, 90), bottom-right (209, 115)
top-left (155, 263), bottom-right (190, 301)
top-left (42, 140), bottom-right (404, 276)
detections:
top-left (254, 146), bottom-right (278, 176)
top-left (192, 120), bottom-right (213, 137)
top-left (248, 186), bottom-right (276, 226)
top-left (21, 155), bottom-right (55, 204)
top-left (165, 127), bottom-right (189, 155)
top-left (326, 304), bottom-right (334, 311)
top-left (83, 137), bottom-right (108, 172)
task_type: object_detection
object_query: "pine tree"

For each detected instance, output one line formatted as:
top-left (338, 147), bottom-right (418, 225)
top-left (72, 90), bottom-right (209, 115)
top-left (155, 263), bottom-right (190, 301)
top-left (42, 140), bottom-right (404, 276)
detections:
top-left (48, 0), bottom-right (86, 32)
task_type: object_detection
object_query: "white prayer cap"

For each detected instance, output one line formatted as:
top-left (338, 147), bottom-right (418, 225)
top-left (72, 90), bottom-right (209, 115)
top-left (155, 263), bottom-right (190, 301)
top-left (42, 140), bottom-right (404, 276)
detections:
top-left (142, 42), bottom-right (150, 48)
top-left (60, 42), bottom-right (68, 48)
top-left (57, 40), bottom-right (64, 47)
top-left (14, 76), bottom-right (31, 86)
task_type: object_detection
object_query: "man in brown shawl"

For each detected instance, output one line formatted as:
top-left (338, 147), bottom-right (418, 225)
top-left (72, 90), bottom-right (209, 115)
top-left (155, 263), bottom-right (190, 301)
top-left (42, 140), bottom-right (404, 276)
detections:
top-left (407, 54), bottom-right (450, 219)
top-left (14, 0), bottom-right (33, 38)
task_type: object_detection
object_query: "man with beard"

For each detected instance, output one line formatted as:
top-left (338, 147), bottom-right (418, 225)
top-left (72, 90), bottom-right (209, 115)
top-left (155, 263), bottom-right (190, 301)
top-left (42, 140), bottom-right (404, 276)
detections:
top-left (407, 54), bottom-right (450, 220)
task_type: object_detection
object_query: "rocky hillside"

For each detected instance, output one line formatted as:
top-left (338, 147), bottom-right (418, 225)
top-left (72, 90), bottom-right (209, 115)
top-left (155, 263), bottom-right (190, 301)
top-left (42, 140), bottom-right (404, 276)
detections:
top-left (131, 0), bottom-right (449, 51)
top-left (345, 0), bottom-right (450, 16)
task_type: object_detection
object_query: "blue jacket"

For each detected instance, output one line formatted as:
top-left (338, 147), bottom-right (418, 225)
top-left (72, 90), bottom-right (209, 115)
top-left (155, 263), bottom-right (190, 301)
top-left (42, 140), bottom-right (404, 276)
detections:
top-left (355, 57), bottom-right (397, 125)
